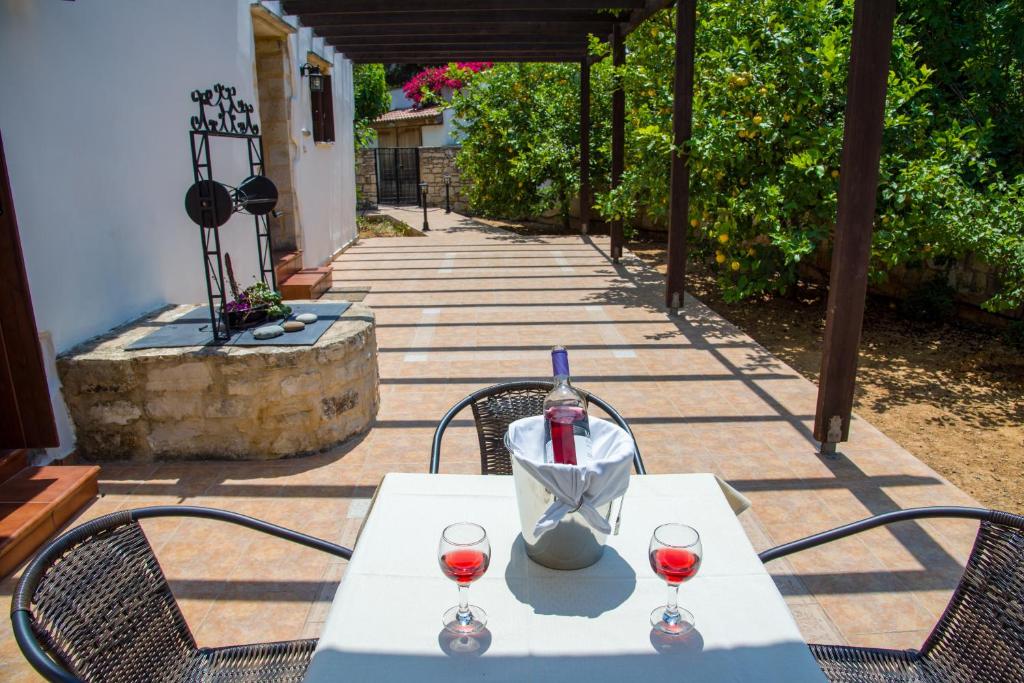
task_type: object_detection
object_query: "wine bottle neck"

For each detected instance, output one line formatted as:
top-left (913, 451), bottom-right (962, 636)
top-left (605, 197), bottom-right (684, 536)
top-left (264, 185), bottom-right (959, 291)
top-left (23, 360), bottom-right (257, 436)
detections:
top-left (551, 347), bottom-right (570, 378)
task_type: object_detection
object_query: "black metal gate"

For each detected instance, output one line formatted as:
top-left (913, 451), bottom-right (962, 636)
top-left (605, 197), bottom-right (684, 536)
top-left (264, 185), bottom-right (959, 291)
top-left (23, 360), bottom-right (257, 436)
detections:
top-left (376, 148), bottom-right (420, 205)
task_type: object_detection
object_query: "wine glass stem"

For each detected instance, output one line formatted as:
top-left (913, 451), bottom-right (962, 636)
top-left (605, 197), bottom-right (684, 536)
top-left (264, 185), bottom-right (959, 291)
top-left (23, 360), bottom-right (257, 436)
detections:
top-left (665, 583), bottom-right (680, 620)
top-left (457, 585), bottom-right (471, 623)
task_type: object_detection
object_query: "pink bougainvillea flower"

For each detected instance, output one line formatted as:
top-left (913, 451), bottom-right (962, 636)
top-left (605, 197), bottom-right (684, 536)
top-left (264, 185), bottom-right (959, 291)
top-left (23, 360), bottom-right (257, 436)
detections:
top-left (403, 62), bottom-right (492, 107)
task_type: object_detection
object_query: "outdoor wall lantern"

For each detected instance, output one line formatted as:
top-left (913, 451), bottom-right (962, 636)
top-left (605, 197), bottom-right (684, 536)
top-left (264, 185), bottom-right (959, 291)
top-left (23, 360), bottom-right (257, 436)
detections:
top-left (420, 181), bottom-right (430, 232)
top-left (443, 174), bottom-right (452, 214)
top-left (300, 63), bottom-right (324, 92)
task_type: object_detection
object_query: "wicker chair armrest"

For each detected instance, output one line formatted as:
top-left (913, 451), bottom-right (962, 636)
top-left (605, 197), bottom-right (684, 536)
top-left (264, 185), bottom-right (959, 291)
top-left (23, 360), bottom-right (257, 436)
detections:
top-left (129, 506), bottom-right (352, 559)
top-left (758, 506), bottom-right (1000, 563)
top-left (11, 506), bottom-right (352, 683)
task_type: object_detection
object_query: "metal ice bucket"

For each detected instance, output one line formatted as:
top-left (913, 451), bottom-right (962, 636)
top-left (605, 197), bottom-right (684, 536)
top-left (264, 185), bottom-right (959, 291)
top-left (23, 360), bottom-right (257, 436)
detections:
top-left (507, 435), bottom-right (623, 570)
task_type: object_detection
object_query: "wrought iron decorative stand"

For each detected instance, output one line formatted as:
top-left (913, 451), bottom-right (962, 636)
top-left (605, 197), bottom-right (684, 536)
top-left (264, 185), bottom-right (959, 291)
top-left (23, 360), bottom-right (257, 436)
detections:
top-left (188, 84), bottom-right (277, 342)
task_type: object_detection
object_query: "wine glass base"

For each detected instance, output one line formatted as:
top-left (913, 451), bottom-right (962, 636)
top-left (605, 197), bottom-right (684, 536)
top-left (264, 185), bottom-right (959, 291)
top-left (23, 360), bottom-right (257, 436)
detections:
top-left (443, 605), bottom-right (487, 635)
top-left (650, 606), bottom-right (695, 636)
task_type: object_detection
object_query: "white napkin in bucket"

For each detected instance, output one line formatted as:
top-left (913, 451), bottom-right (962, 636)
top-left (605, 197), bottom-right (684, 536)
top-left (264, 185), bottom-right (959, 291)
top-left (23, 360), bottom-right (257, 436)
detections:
top-left (506, 415), bottom-right (635, 538)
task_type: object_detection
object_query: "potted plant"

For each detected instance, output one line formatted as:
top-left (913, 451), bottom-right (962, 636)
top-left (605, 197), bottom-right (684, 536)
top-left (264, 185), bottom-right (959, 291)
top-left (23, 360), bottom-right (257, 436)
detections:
top-left (223, 254), bottom-right (291, 329)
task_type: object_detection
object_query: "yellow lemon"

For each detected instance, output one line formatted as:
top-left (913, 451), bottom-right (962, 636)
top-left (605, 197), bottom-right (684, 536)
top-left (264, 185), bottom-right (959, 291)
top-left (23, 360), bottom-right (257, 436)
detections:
top-left (758, 87), bottom-right (768, 95)
top-left (718, 233), bottom-right (730, 244)
top-left (690, 218), bottom-right (700, 228)
top-left (782, 113), bottom-right (792, 122)
top-left (731, 260), bottom-right (741, 271)
top-left (752, 115), bottom-right (763, 125)
top-left (715, 252), bottom-right (726, 264)
top-left (831, 170), bottom-right (840, 179)
top-left (647, 89), bottom-right (656, 97)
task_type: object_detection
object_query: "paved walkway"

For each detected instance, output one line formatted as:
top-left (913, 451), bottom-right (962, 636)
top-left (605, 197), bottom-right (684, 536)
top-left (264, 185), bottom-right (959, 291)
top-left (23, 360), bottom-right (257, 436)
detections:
top-left (0, 208), bottom-right (981, 679)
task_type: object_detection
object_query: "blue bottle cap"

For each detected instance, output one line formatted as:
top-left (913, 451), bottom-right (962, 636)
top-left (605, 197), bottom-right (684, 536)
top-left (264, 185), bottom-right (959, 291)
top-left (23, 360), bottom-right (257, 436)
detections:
top-left (551, 346), bottom-right (570, 377)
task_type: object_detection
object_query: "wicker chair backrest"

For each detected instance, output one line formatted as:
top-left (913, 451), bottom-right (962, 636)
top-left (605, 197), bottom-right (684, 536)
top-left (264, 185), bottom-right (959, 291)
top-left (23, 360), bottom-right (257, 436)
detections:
top-left (470, 385), bottom-right (548, 475)
top-left (17, 514), bottom-right (196, 682)
top-left (922, 516), bottom-right (1024, 681)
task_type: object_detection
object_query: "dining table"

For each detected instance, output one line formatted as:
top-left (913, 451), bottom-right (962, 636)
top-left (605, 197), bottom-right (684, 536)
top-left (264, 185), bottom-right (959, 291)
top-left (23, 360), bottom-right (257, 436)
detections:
top-left (303, 472), bottom-right (827, 682)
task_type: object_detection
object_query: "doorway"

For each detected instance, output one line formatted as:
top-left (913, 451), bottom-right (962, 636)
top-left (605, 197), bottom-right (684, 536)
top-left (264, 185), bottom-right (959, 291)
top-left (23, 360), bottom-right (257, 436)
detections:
top-left (0, 131), bottom-right (58, 449)
top-left (251, 6), bottom-right (301, 255)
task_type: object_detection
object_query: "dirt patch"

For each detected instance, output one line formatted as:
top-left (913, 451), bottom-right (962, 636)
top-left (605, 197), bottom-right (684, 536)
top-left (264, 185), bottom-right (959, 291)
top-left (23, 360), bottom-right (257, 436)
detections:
top-left (357, 213), bottom-right (426, 238)
top-left (627, 242), bottom-right (1024, 513)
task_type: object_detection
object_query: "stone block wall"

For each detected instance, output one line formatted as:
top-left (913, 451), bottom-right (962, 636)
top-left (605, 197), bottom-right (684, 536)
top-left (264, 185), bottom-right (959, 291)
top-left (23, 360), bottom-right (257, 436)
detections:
top-left (356, 148), bottom-right (377, 210)
top-left (58, 303), bottom-right (380, 461)
top-left (355, 146), bottom-right (470, 214)
top-left (418, 146), bottom-right (469, 214)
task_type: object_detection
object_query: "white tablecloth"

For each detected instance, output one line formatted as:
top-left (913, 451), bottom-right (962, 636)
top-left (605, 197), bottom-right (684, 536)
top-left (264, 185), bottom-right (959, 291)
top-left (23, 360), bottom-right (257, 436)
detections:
top-left (304, 473), bottom-right (826, 682)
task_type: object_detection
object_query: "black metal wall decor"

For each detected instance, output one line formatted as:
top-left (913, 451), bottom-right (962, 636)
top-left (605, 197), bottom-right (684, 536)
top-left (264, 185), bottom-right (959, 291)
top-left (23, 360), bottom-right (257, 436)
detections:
top-left (185, 84), bottom-right (278, 342)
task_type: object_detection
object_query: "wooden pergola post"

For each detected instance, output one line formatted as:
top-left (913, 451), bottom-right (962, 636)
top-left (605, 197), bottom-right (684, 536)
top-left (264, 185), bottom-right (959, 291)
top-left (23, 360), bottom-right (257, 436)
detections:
top-left (609, 23), bottom-right (625, 262)
top-left (579, 58), bottom-right (592, 235)
top-left (665, 0), bottom-right (696, 311)
top-left (814, 0), bottom-right (897, 451)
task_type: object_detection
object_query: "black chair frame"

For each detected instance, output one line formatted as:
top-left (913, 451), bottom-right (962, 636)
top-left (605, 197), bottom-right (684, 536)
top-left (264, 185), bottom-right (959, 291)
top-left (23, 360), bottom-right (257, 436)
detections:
top-left (429, 380), bottom-right (646, 475)
top-left (12, 506), bottom-right (352, 683)
top-left (760, 505), bottom-right (1024, 682)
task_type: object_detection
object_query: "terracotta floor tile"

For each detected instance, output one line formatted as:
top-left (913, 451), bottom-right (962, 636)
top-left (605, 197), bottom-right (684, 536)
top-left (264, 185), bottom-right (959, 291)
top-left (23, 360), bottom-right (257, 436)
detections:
top-left (1, 217), bottom-right (991, 680)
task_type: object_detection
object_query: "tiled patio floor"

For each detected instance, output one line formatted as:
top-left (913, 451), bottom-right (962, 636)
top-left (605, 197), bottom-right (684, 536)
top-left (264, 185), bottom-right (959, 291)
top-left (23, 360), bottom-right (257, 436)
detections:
top-left (0, 208), bottom-right (983, 680)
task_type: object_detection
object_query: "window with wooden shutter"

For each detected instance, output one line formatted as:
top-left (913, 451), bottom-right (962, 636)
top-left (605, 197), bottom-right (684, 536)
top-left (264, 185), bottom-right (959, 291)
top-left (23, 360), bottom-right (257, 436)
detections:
top-left (310, 74), bottom-right (335, 144)
top-left (321, 75), bottom-right (335, 143)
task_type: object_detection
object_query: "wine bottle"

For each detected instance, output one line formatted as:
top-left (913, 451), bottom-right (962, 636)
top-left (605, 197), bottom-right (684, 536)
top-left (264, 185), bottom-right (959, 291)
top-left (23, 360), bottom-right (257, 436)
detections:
top-left (543, 346), bottom-right (591, 465)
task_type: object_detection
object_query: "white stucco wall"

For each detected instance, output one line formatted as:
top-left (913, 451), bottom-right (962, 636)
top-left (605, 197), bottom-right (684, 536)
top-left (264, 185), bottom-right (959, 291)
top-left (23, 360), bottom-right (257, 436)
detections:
top-left (390, 87), bottom-right (414, 111)
top-left (0, 0), bottom-right (356, 459)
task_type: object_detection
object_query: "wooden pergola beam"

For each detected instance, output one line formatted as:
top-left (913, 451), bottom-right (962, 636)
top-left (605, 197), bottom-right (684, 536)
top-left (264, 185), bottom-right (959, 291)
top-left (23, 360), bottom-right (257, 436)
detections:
top-left (283, 0), bottom-right (645, 13)
top-left (303, 10), bottom-right (623, 28)
top-left (609, 22), bottom-right (625, 262)
top-left (330, 36), bottom-right (585, 47)
top-left (580, 58), bottom-right (592, 235)
top-left (814, 0), bottom-right (898, 450)
top-left (665, 0), bottom-right (695, 311)
top-left (348, 54), bottom-right (586, 64)
top-left (318, 22), bottom-right (613, 38)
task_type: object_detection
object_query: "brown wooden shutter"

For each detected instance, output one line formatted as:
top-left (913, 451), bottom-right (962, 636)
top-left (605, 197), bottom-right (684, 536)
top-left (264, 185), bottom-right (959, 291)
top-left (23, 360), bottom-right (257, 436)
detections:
top-left (310, 80), bottom-right (324, 142)
top-left (322, 75), bottom-right (335, 143)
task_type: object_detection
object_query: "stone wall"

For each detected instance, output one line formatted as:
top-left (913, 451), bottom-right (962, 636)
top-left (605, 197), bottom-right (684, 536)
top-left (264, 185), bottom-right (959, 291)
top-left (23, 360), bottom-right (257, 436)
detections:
top-left (803, 244), bottom-right (1017, 323)
top-left (418, 146), bottom-right (469, 214)
top-left (58, 303), bottom-right (380, 461)
top-left (355, 146), bottom-right (470, 214)
top-left (356, 148), bottom-right (377, 210)
top-left (254, 37), bottom-right (301, 252)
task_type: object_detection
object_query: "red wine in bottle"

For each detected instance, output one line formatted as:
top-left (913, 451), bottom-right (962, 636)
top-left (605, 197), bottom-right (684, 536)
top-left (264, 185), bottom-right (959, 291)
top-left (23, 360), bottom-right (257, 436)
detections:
top-left (543, 347), bottom-right (591, 465)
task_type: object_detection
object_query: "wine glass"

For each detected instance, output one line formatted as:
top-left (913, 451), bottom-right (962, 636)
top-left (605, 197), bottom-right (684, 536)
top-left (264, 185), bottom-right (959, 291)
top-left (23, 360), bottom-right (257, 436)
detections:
top-left (649, 523), bottom-right (702, 635)
top-left (438, 522), bottom-right (491, 634)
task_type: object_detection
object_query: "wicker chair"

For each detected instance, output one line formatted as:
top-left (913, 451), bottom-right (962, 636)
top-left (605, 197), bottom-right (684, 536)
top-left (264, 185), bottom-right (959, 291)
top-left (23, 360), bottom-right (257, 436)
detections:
top-left (429, 380), bottom-right (645, 475)
top-left (11, 506), bottom-right (352, 683)
top-left (759, 506), bottom-right (1024, 682)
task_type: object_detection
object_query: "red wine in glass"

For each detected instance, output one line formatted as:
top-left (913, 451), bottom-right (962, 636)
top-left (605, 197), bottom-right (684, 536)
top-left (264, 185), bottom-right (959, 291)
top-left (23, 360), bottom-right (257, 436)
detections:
top-left (650, 547), bottom-right (701, 585)
top-left (649, 524), bottom-right (702, 636)
top-left (441, 549), bottom-right (489, 585)
top-left (438, 522), bottom-right (491, 634)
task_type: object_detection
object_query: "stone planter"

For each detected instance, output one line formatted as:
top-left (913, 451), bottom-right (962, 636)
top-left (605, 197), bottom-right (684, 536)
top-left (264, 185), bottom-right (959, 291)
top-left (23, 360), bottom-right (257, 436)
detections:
top-left (58, 302), bottom-right (380, 461)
